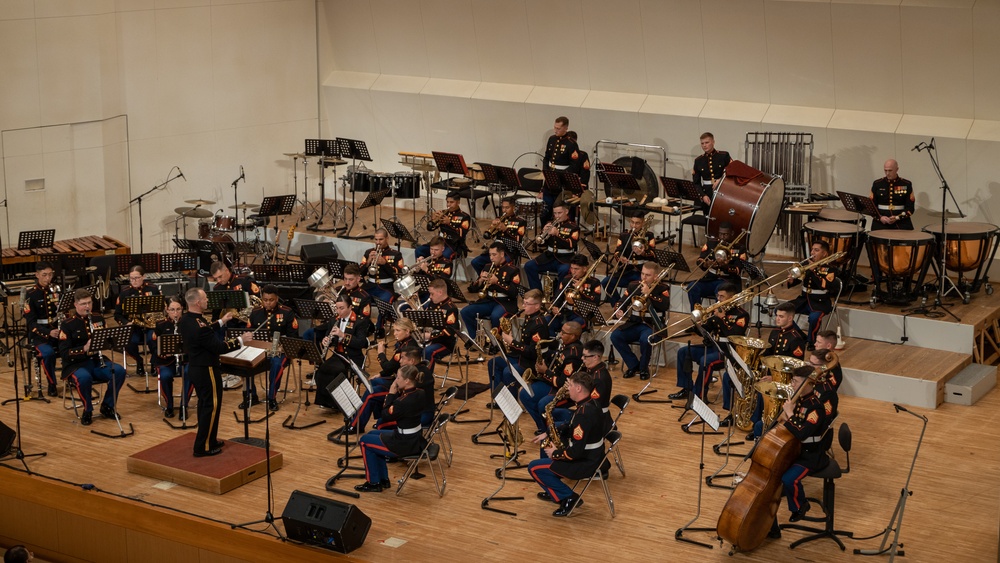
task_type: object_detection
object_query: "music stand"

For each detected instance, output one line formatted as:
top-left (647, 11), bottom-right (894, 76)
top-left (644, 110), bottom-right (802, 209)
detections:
top-left (160, 252), bottom-right (198, 273)
top-left (56, 284), bottom-right (99, 315)
top-left (156, 333), bottom-right (196, 430)
top-left (279, 336), bottom-right (326, 431)
top-left (371, 297), bottom-right (397, 333)
top-left (116, 253), bottom-right (161, 276)
top-left (88, 325), bottom-right (135, 439)
top-left (343, 188), bottom-right (391, 240)
top-left (498, 236), bottom-right (530, 266)
top-left (674, 394), bottom-right (721, 550)
top-left (580, 238), bottom-right (606, 261)
top-left (706, 356), bottom-right (752, 488)
top-left (304, 138), bottom-right (342, 233)
top-left (324, 259), bottom-right (355, 281)
top-left (206, 290), bottom-right (249, 312)
top-left (442, 278), bottom-right (466, 303)
top-left (603, 171), bottom-right (642, 199)
top-left (257, 194), bottom-right (296, 255)
top-left (324, 374), bottom-right (366, 499)
top-left (253, 263), bottom-right (311, 285)
top-left (481, 385), bottom-right (527, 516)
top-left (572, 297), bottom-right (602, 325)
top-left (17, 229), bottom-right (55, 252)
top-left (121, 294), bottom-right (168, 394)
top-left (381, 218), bottom-right (416, 253)
top-left (541, 170), bottom-right (584, 197)
top-left (431, 151), bottom-right (468, 179)
top-left (654, 248), bottom-right (690, 275)
top-left (837, 190), bottom-right (880, 221)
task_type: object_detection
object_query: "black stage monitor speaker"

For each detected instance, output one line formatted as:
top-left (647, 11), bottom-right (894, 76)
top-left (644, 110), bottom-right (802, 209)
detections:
top-left (0, 420), bottom-right (15, 456)
top-left (281, 490), bottom-right (371, 554)
top-left (300, 242), bottom-right (339, 264)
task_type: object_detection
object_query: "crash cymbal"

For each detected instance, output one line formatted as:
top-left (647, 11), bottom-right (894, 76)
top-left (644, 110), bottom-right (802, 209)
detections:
top-left (175, 206), bottom-right (213, 218)
top-left (185, 199), bottom-right (216, 206)
top-left (230, 203), bottom-right (260, 210)
top-left (283, 152), bottom-right (305, 158)
top-left (524, 171), bottom-right (544, 181)
top-left (321, 157), bottom-right (347, 166)
top-left (925, 209), bottom-right (963, 219)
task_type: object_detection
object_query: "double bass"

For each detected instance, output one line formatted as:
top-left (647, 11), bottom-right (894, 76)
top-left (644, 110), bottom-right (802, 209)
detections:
top-left (716, 354), bottom-right (834, 552)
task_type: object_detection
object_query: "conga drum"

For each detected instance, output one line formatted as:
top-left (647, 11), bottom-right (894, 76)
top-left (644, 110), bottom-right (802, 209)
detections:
top-left (707, 161), bottom-right (785, 256)
top-left (866, 230), bottom-right (934, 304)
top-left (922, 222), bottom-right (999, 293)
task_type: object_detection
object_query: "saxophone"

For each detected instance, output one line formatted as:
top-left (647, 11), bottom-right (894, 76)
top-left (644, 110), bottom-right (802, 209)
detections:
top-left (522, 338), bottom-right (555, 383)
top-left (490, 316), bottom-right (512, 353)
top-left (541, 383), bottom-right (569, 449)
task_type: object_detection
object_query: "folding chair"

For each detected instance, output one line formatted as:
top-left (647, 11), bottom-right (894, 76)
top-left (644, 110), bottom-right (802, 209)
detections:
top-left (566, 430), bottom-right (622, 518)
top-left (429, 386), bottom-right (458, 466)
top-left (609, 395), bottom-right (629, 476)
top-left (396, 413), bottom-right (450, 497)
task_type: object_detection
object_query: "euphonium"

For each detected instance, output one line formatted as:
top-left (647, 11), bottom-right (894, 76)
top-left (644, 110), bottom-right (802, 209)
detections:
top-left (727, 335), bottom-right (768, 431)
top-left (541, 382), bottom-right (569, 449)
top-left (134, 312), bottom-right (166, 329)
top-left (759, 355), bottom-right (810, 427)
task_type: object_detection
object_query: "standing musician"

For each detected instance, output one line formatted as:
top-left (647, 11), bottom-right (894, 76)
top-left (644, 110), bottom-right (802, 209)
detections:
top-left (360, 228), bottom-right (404, 303)
top-left (610, 261), bottom-right (671, 380)
top-left (528, 370), bottom-right (606, 517)
top-left (421, 278), bottom-right (461, 368)
top-left (777, 366), bottom-right (831, 524)
top-left (114, 265), bottom-right (161, 377)
top-left (520, 321), bottom-right (584, 434)
top-left (692, 132), bottom-right (731, 211)
top-left (315, 294), bottom-right (372, 410)
top-left (244, 285), bottom-right (298, 412)
top-left (549, 254), bottom-right (602, 333)
top-left (179, 288), bottom-right (253, 457)
top-left (23, 261), bottom-right (62, 397)
top-left (788, 240), bottom-right (839, 346)
top-left (687, 221), bottom-right (745, 309)
top-left (870, 159), bottom-right (914, 231)
top-left (490, 289), bottom-right (550, 398)
top-left (58, 289), bottom-right (128, 426)
top-left (354, 365), bottom-right (428, 493)
top-left (472, 197), bottom-right (527, 275)
top-left (670, 282), bottom-right (748, 410)
top-left (416, 192), bottom-right (471, 260)
top-left (602, 213), bottom-right (656, 301)
top-left (462, 241), bottom-right (520, 340)
top-left (151, 296), bottom-right (191, 419)
top-left (524, 203), bottom-right (580, 290)
top-left (209, 260), bottom-right (261, 328)
top-left (303, 263), bottom-right (371, 346)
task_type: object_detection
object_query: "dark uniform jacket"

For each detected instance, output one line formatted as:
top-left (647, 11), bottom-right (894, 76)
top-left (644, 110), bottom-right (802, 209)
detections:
top-left (538, 220), bottom-right (580, 264)
top-left (692, 149), bottom-right (731, 210)
top-left (58, 313), bottom-right (109, 378)
top-left (789, 264), bottom-right (839, 314)
top-left (328, 311), bottom-right (371, 367)
top-left (178, 311), bottom-right (242, 367)
top-left (550, 397), bottom-right (605, 480)
top-left (701, 306), bottom-right (750, 346)
top-left (764, 324), bottom-right (807, 359)
top-left (377, 336), bottom-right (420, 379)
top-left (114, 282), bottom-right (161, 324)
top-left (425, 299), bottom-right (460, 349)
top-left (248, 304), bottom-right (298, 339)
top-left (870, 176), bottom-right (915, 230)
top-left (698, 239), bottom-right (745, 284)
top-left (490, 215), bottom-right (528, 242)
top-left (584, 362), bottom-right (614, 433)
top-left (475, 262), bottom-right (520, 314)
top-left (211, 276), bottom-right (261, 326)
top-left (614, 229), bottom-right (656, 270)
top-left (783, 390), bottom-right (830, 471)
top-left (151, 318), bottom-right (182, 367)
top-left (542, 340), bottom-right (584, 390)
top-left (507, 311), bottom-right (549, 367)
top-left (619, 280), bottom-right (670, 329)
top-left (543, 134), bottom-right (580, 178)
top-left (428, 210), bottom-right (472, 253)
top-left (361, 246), bottom-right (404, 287)
top-left (380, 387), bottom-right (429, 456)
top-left (24, 283), bottom-right (61, 345)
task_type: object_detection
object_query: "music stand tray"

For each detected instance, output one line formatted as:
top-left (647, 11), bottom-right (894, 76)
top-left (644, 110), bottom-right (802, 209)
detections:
top-left (56, 285), bottom-right (99, 315)
top-left (371, 297), bottom-right (397, 328)
top-left (160, 252), bottom-right (198, 272)
top-left (580, 239), bottom-right (605, 261)
top-left (258, 195), bottom-right (296, 218)
top-left (444, 278), bottom-right (467, 303)
top-left (117, 253), bottom-right (161, 276)
top-left (402, 309), bottom-right (446, 332)
top-left (837, 191), bottom-right (880, 219)
top-left (381, 218), bottom-right (417, 245)
top-left (498, 236), bottom-right (530, 262)
top-left (18, 229), bottom-right (55, 252)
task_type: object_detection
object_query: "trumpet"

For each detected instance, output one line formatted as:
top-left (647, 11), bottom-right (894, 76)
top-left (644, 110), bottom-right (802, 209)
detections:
top-left (482, 217), bottom-right (506, 240)
top-left (430, 210), bottom-right (448, 226)
top-left (535, 221), bottom-right (560, 246)
top-left (367, 246), bottom-right (384, 276)
top-left (401, 256), bottom-right (429, 275)
top-left (475, 263), bottom-right (499, 299)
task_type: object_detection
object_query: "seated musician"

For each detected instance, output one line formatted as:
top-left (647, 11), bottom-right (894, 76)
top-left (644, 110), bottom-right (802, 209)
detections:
top-left (151, 296), bottom-right (192, 419)
top-left (351, 320), bottom-right (423, 431)
top-left (354, 365), bottom-right (428, 493)
top-left (870, 159), bottom-right (914, 231)
top-left (472, 197), bottom-right (527, 275)
top-left (412, 236), bottom-right (453, 280)
top-left (748, 301), bottom-right (807, 441)
top-left (360, 228), bottom-right (404, 303)
top-left (687, 221), bottom-right (744, 309)
top-left (421, 278), bottom-right (460, 369)
top-left (315, 295), bottom-right (372, 410)
top-left (415, 192), bottom-right (471, 260)
top-left (520, 321), bottom-right (583, 435)
top-left (303, 264), bottom-right (371, 347)
top-left (489, 289), bottom-right (549, 399)
top-left (23, 261), bottom-right (62, 397)
top-left (462, 241), bottom-right (520, 340)
top-left (609, 261), bottom-right (670, 381)
top-left (670, 283), bottom-right (748, 416)
top-left (692, 132), bottom-right (731, 212)
top-left (777, 365), bottom-right (831, 524)
top-left (788, 240), bottom-right (839, 346)
top-left (528, 370), bottom-right (606, 517)
top-left (58, 289), bottom-right (127, 426)
top-left (244, 284), bottom-right (298, 412)
top-left (209, 260), bottom-right (261, 329)
top-left (524, 203), bottom-right (580, 290)
top-left (114, 265), bottom-right (161, 377)
top-left (549, 253), bottom-right (601, 333)
top-left (602, 213), bottom-right (656, 301)
top-left (812, 331), bottom-right (843, 419)
top-left (580, 339), bottom-right (613, 434)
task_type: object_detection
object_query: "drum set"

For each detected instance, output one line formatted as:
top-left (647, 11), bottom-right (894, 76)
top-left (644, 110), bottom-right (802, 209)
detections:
top-left (174, 199), bottom-right (273, 259)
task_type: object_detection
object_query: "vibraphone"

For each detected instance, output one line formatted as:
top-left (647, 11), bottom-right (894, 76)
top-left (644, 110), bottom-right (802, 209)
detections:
top-left (1, 235), bottom-right (130, 264)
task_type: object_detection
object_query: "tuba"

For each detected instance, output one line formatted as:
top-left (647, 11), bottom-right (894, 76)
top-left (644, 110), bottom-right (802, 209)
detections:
top-left (758, 355), bottom-right (810, 427)
top-left (727, 335), bottom-right (768, 431)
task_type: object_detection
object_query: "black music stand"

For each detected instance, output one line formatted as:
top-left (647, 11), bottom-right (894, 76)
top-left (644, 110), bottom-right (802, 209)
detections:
top-left (498, 236), bottom-right (530, 266)
top-left (253, 263), bottom-right (312, 285)
top-left (55, 285), bottom-right (98, 316)
top-left (160, 252), bottom-right (198, 273)
top-left (293, 298), bottom-right (336, 326)
top-left (676, 179), bottom-right (704, 203)
top-left (279, 337), bottom-right (326, 430)
top-left (116, 253), bottom-right (161, 276)
top-left (542, 170), bottom-right (584, 198)
top-left (258, 194), bottom-right (296, 258)
top-left (572, 297), bottom-right (603, 326)
top-left (674, 393), bottom-right (721, 550)
top-left (432, 151), bottom-right (469, 179)
top-left (343, 188), bottom-right (391, 240)
top-left (156, 333), bottom-right (197, 430)
top-left (481, 385), bottom-right (527, 516)
top-left (370, 297), bottom-right (397, 333)
top-left (654, 248), bottom-right (690, 277)
top-left (444, 278), bottom-right (467, 303)
top-left (381, 218), bottom-right (416, 252)
top-left (206, 289), bottom-right (249, 312)
top-left (304, 138), bottom-right (342, 233)
top-left (89, 325), bottom-right (135, 439)
top-left (580, 238), bottom-right (606, 261)
top-left (121, 294), bottom-right (167, 394)
top-left (324, 374), bottom-right (366, 499)
top-left (324, 259), bottom-right (355, 281)
top-left (17, 229), bottom-right (55, 252)
top-left (837, 191), bottom-right (880, 221)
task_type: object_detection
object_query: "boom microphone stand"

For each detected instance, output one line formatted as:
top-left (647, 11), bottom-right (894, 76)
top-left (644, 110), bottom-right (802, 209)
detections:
top-left (0, 341), bottom-right (47, 473)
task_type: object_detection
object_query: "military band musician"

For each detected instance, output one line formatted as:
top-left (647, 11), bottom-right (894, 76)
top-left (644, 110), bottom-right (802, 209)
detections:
top-left (524, 203), bottom-right (580, 290)
top-left (462, 241), bottom-right (520, 340)
top-left (22, 261), bottom-right (62, 397)
top-left (609, 261), bottom-right (670, 380)
top-left (244, 284), bottom-right (298, 412)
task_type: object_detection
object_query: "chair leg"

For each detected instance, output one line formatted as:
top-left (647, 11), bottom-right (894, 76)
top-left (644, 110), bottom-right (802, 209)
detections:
top-left (611, 444), bottom-right (626, 476)
top-left (600, 475), bottom-right (616, 518)
top-left (781, 478), bottom-right (851, 551)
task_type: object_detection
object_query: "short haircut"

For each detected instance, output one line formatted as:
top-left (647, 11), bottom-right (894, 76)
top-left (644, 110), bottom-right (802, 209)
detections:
top-left (555, 116), bottom-right (569, 127)
top-left (553, 202), bottom-right (569, 212)
top-left (563, 321), bottom-right (583, 336)
top-left (719, 221), bottom-right (733, 231)
top-left (73, 288), bottom-right (92, 303)
top-left (489, 241), bottom-right (509, 256)
top-left (209, 261), bottom-right (229, 276)
top-left (642, 261), bottom-right (662, 274)
top-left (717, 282), bottom-right (741, 295)
top-left (334, 294), bottom-right (351, 307)
top-left (185, 287), bottom-right (204, 305)
top-left (570, 370), bottom-right (595, 392)
top-left (812, 239), bottom-right (831, 253)
top-left (36, 261), bottom-right (54, 272)
top-left (776, 302), bottom-right (796, 315)
top-left (523, 289), bottom-right (543, 302)
top-left (429, 278), bottom-right (448, 291)
top-left (3, 545), bottom-right (30, 563)
top-left (570, 253), bottom-right (589, 267)
top-left (129, 265), bottom-right (145, 275)
top-left (446, 192), bottom-right (461, 202)
top-left (816, 330), bottom-right (837, 342)
top-left (261, 284), bottom-right (279, 296)
top-left (566, 130), bottom-right (578, 142)
top-left (343, 264), bottom-right (361, 277)
top-left (401, 346), bottom-right (422, 363)
top-left (429, 236), bottom-right (446, 247)
top-left (700, 132), bottom-right (715, 141)
top-left (583, 339), bottom-right (604, 356)
top-left (502, 196), bottom-right (518, 206)
top-left (374, 227), bottom-right (388, 237)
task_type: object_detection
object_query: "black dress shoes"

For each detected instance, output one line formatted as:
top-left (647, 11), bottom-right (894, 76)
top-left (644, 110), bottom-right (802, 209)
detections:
top-left (622, 368), bottom-right (638, 379)
top-left (667, 389), bottom-right (690, 400)
top-left (639, 371), bottom-right (650, 381)
top-left (267, 399), bottom-right (279, 412)
top-left (238, 395), bottom-right (261, 410)
top-left (193, 447), bottom-right (222, 458)
top-left (354, 480), bottom-right (389, 493)
top-left (80, 411), bottom-right (93, 426)
top-left (552, 495), bottom-right (582, 517)
top-left (789, 504), bottom-right (810, 522)
top-left (211, 440), bottom-right (226, 450)
top-left (537, 491), bottom-right (555, 502)
top-left (47, 385), bottom-right (58, 397)
top-left (164, 408), bottom-right (175, 419)
top-left (100, 405), bottom-right (120, 420)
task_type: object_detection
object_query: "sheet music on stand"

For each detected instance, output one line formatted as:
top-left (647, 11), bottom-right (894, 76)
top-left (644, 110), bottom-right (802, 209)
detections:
top-left (498, 236), bottom-right (530, 261)
top-left (121, 295), bottom-right (167, 320)
top-left (157, 334), bottom-right (184, 359)
top-left (257, 194), bottom-right (296, 217)
top-left (57, 284), bottom-right (98, 313)
top-left (17, 229), bottom-right (55, 251)
top-left (91, 325), bottom-right (132, 353)
top-left (226, 327), bottom-right (270, 342)
top-left (725, 353), bottom-right (752, 400)
top-left (325, 259), bottom-right (356, 280)
top-left (381, 218), bottom-right (416, 245)
top-left (654, 248), bottom-right (690, 273)
top-left (484, 330), bottom-right (532, 397)
top-left (431, 151), bottom-right (469, 177)
top-left (444, 278), bottom-right (467, 302)
top-left (493, 386), bottom-right (523, 425)
top-left (572, 297), bottom-right (602, 322)
top-left (494, 165), bottom-right (521, 191)
top-left (595, 162), bottom-right (626, 185)
top-left (837, 190), bottom-right (881, 219)
top-left (326, 375), bottom-right (363, 419)
top-left (206, 290), bottom-right (249, 311)
top-left (541, 170), bottom-right (583, 195)
top-left (292, 298), bottom-right (336, 322)
top-left (689, 394), bottom-right (720, 431)
top-left (403, 309), bottom-right (446, 332)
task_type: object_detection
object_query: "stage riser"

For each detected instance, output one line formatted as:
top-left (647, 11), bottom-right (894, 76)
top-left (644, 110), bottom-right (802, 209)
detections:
top-left (841, 368), bottom-right (942, 409)
top-left (841, 307), bottom-right (974, 355)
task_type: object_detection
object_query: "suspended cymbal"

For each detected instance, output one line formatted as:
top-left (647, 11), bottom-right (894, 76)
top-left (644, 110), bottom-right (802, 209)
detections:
top-left (283, 152), bottom-right (305, 158)
top-left (925, 209), bottom-right (963, 219)
top-left (230, 203), bottom-right (260, 210)
top-left (524, 171), bottom-right (544, 181)
top-left (321, 157), bottom-right (347, 166)
top-left (185, 198), bottom-right (216, 206)
top-left (175, 206), bottom-right (213, 218)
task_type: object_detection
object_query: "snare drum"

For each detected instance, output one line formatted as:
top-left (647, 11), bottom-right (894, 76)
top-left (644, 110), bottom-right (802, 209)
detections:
top-left (347, 165), bottom-right (371, 192)
top-left (708, 165), bottom-right (785, 256)
top-left (393, 171), bottom-right (422, 199)
top-left (867, 230), bottom-right (934, 304)
top-left (516, 196), bottom-right (541, 222)
top-left (213, 215), bottom-right (237, 232)
top-left (197, 221), bottom-right (212, 240)
top-left (818, 207), bottom-right (866, 228)
top-left (802, 221), bottom-right (862, 267)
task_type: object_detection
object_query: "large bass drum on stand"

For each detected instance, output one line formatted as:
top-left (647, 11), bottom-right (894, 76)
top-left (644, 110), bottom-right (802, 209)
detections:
top-left (707, 161), bottom-right (785, 256)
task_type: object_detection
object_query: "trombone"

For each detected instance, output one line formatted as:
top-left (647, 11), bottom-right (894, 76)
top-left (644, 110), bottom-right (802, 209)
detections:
top-left (680, 229), bottom-right (748, 293)
top-left (597, 265), bottom-right (673, 336)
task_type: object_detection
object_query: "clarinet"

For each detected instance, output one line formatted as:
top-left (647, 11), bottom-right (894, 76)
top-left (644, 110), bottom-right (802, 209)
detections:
top-left (173, 322), bottom-right (182, 369)
top-left (320, 318), bottom-right (342, 359)
top-left (89, 316), bottom-right (107, 368)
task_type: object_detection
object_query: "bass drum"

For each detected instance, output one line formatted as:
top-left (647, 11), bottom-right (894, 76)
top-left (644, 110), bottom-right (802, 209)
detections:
top-left (707, 162), bottom-right (785, 256)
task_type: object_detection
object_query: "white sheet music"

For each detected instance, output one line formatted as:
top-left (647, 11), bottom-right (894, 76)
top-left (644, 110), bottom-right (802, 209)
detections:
top-left (486, 330), bottom-right (533, 398)
top-left (690, 394), bottom-right (720, 431)
top-left (494, 386), bottom-right (523, 426)
top-left (726, 359), bottom-right (746, 399)
top-left (331, 378), bottom-right (363, 418)
top-left (222, 346), bottom-right (266, 363)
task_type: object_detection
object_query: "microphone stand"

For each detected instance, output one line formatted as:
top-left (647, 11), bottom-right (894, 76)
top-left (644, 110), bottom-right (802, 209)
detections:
top-left (0, 322), bottom-right (48, 472)
top-left (130, 170), bottom-right (183, 254)
top-left (230, 167), bottom-right (246, 265)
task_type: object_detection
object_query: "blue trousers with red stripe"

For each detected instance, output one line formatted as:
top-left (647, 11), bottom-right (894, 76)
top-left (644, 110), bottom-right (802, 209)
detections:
top-left (69, 359), bottom-right (126, 413)
top-left (359, 430), bottom-right (396, 483)
top-left (791, 299), bottom-right (825, 345)
top-left (782, 463), bottom-right (811, 512)
top-left (520, 380), bottom-right (556, 432)
top-left (36, 342), bottom-right (58, 387)
top-left (424, 342), bottom-right (452, 369)
top-left (676, 344), bottom-right (721, 398)
top-left (157, 363), bottom-right (193, 413)
top-left (528, 458), bottom-right (573, 502)
top-left (353, 390), bottom-right (389, 432)
top-left (487, 357), bottom-right (520, 395)
top-left (246, 354), bottom-right (289, 400)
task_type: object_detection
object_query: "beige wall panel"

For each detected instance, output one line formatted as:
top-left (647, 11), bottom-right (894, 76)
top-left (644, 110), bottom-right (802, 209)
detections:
top-left (576, 108), bottom-right (642, 157)
top-left (103, 140), bottom-right (131, 243)
top-left (2, 129), bottom-right (43, 158)
top-left (965, 140), bottom-right (1000, 225)
top-left (323, 87), bottom-right (378, 155)
top-left (35, 16), bottom-right (105, 125)
top-left (322, 0), bottom-right (380, 73)
top-left (696, 118), bottom-right (759, 162)
top-left (34, 0), bottom-right (115, 18)
top-left (211, 3), bottom-right (274, 130)
top-left (117, 10), bottom-right (158, 140)
top-left (421, 0), bottom-right (480, 81)
top-left (264, 1), bottom-right (319, 124)
top-left (156, 0), bottom-right (212, 8)
top-left (472, 0), bottom-right (533, 85)
top-left (152, 7), bottom-right (215, 138)
top-left (0, 496), bottom-right (53, 547)
top-left (640, 0), bottom-right (707, 99)
top-left (825, 127), bottom-right (896, 196)
top-left (67, 146), bottom-right (112, 237)
top-left (637, 112), bottom-right (705, 178)
top-left (55, 511), bottom-right (127, 563)
top-left (525, 0), bottom-right (589, 90)
top-left (470, 99), bottom-right (530, 169)
top-left (831, 3), bottom-right (903, 113)
top-left (764, 0), bottom-right (836, 108)
top-left (370, 0), bottom-right (429, 77)
top-left (0, 1), bottom-right (34, 20)
top-left (972, 3), bottom-right (1000, 121)
top-left (581, 0), bottom-right (646, 94)
top-left (419, 93), bottom-right (478, 158)
top-left (97, 13), bottom-right (124, 118)
top-left (899, 5), bottom-right (973, 118)
top-left (117, 0), bottom-right (153, 10)
top-left (892, 135), bottom-right (967, 222)
top-left (0, 20), bottom-right (41, 130)
top-left (700, 0), bottom-right (769, 104)
top-left (4, 154), bottom-right (47, 233)
top-left (371, 90), bottom-right (429, 171)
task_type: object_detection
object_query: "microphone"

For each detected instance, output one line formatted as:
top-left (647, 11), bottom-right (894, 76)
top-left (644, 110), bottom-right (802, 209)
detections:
top-left (893, 403), bottom-right (909, 414)
top-left (18, 287), bottom-right (27, 310)
top-left (239, 165), bottom-right (245, 182)
top-left (270, 331), bottom-right (281, 358)
top-left (178, 167), bottom-right (187, 181)
top-left (911, 143), bottom-right (924, 152)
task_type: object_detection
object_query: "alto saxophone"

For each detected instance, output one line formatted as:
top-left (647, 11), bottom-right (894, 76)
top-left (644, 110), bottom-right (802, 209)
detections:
top-left (541, 382), bottom-right (569, 449)
top-left (522, 338), bottom-right (556, 384)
